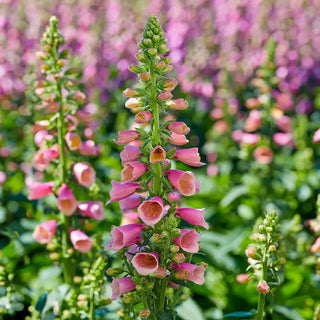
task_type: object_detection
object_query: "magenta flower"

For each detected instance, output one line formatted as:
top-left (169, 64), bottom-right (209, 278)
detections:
top-left (138, 196), bottom-right (164, 226)
top-left (173, 148), bottom-right (205, 167)
top-left (57, 184), bottom-right (78, 216)
top-left (175, 208), bottom-right (209, 229)
top-left (273, 132), bottom-right (294, 147)
top-left (173, 263), bottom-right (205, 285)
top-left (70, 230), bottom-right (93, 253)
top-left (32, 219), bottom-right (57, 244)
top-left (78, 202), bottom-right (105, 220)
top-left (107, 181), bottom-right (142, 204)
top-left (121, 162), bottom-right (148, 182)
top-left (33, 148), bottom-right (59, 172)
top-left (114, 130), bottom-right (141, 145)
top-left (174, 229), bottom-right (200, 253)
top-left (167, 170), bottom-right (199, 196)
top-left (120, 145), bottom-right (142, 164)
top-left (73, 162), bottom-right (96, 188)
top-left (111, 277), bottom-right (136, 300)
top-left (131, 252), bottom-right (159, 276)
top-left (135, 111), bottom-right (153, 124)
top-left (119, 194), bottom-right (144, 213)
top-left (105, 224), bottom-right (145, 251)
top-left (28, 181), bottom-right (54, 200)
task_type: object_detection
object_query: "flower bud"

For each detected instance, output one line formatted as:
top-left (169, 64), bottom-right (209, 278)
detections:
top-left (173, 253), bottom-right (185, 263)
top-left (140, 309), bottom-right (151, 318)
top-left (170, 245), bottom-right (180, 253)
top-left (154, 267), bottom-right (167, 278)
top-left (257, 281), bottom-right (270, 294)
top-left (139, 72), bottom-right (151, 81)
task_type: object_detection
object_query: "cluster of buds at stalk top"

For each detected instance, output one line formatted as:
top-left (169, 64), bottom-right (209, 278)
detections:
top-left (106, 15), bottom-right (207, 319)
top-left (237, 208), bottom-right (283, 319)
top-left (26, 16), bottom-right (105, 314)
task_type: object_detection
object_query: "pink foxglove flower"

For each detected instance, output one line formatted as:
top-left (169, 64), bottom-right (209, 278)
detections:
top-left (168, 122), bottom-right (190, 135)
top-left (120, 145), bottom-right (142, 163)
top-left (135, 111), bottom-right (152, 124)
top-left (173, 263), bottom-right (205, 285)
top-left (168, 132), bottom-right (189, 145)
top-left (150, 146), bottom-right (166, 163)
top-left (121, 162), bottom-right (148, 182)
top-left (33, 219), bottom-right (57, 244)
top-left (313, 129), bottom-right (320, 143)
top-left (78, 202), bottom-right (104, 220)
top-left (167, 170), bottom-right (199, 196)
top-left (257, 281), bottom-right (270, 294)
top-left (105, 224), bottom-right (145, 251)
top-left (70, 230), bottom-right (93, 253)
top-left (253, 146), bottom-right (273, 164)
top-left (65, 132), bottom-right (82, 150)
top-left (114, 130), bottom-right (141, 145)
top-left (174, 229), bottom-right (200, 253)
top-left (107, 181), bottom-right (142, 204)
top-left (175, 208), bottom-right (209, 229)
top-left (119, 194), bottom-right (144, 213)
top-left (28, 181), bottom-right (54, 200)
top-left (73, 162), bottom-right (96, 188)
top-left (173, 148), bottom-right (205, 167)
top-left (131, 252), bottom-right (159, 276)
top-left (138, 196), bottom-right (164, 226)
top-left (273, 132), bottom-right (294, 147)
top-left (57, 184), bottom-right (77, 216)
top-left (0, 171), bottom-right (6, 185)
top-left (111, 277), bottom-right (136, 300)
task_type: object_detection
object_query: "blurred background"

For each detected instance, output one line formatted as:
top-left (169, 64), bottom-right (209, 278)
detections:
top-left (1, 0), bottom-right (320, 319)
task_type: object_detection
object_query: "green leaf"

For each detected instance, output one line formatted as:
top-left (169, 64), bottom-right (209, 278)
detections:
top-left (220, 185), bottom-right (248, 207)
top-left (176, 299), bottom-right (204, 320)
top-left (224, 311), bottom-right (255, 318)
top-left (274, 305), bottom-right (304, 320)
top-left (35, 292), bottom-right (48, 312)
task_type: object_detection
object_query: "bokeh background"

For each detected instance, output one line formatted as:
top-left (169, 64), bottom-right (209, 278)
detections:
top-left (1, 0), bottom-right (320, 319)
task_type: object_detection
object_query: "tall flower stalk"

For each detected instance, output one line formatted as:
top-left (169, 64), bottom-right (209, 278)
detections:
top-left (106, 15), bottom-right (207, 319)
top-left (27, 17), bottom-right (107, 320)
top-left (237, 208), bottom-right (283, 320)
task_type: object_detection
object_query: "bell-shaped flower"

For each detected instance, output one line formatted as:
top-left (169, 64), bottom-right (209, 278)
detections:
top-left (33, 219), bottom-right (57, 244)
top-left (78, 201), bottom-right (104, 220)
top-left (138, 196), bottom-right (164, 225)
top-left (114, 130), bottom-right (140, 145)
top-left (131, 252), bottom-right (159, 276)
top-left (28, 180), bottom-right (54, 200)
top-left (111, 277), bottom-right (136, 300)
top-left (120, 145), bottom-right (142, 164)
top-left (168, 132), bottom-right (189, 145)
top-left (150, 146), bottom-right (166, 163)
top-left (168, 122), bottom-right (190, 135)
top-left (173, 148), bottom-right (205, 167)
top-left (119, 194), bottom-right (145, 213)
top-left (121, 162), bottom-right (147, 182)
top-left (173, 263), bottom-right (205, 285)
top-left (73, 162), bottom-right (96, 188)
top-left (105, 224), bottom-right (145, 251)
top-left (167, 170), bottom-right (199, 196)
top-left (57, 183), bottom-right (77, 216)
top-left (65, 132), bottom-right (81, 150)
top-left (107, 181), bottom-right (142, 204)
top-left (174, 229), bottom-right (200, 253)
top-left (175, 208), bottom-right (209, 229)
top-left (70, 229), bottom-right (93, 253)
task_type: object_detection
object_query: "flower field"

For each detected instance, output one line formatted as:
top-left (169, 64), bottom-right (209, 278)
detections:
top-left (1, 1), bottom-right (320, 319)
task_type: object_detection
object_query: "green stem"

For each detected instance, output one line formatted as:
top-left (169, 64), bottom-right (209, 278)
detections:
top-left (89, 288), bottom-right (95, 320)
top-left (149, 59), bottom-right (162, 197)
top-left (257, 247), bottom-right (268, 320)
top-left (56, 77), bottom-right (72, 285)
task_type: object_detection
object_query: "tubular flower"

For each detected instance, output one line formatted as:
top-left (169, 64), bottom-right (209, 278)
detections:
top-left (70, 230), bottom-right (93, 253)
top-left (57, 183), bottom-right (78, 216)
top-left (73, 162), bottom-right (96, 188)
top-left (111, 277), bottom-right (136, 300)
top-left (33, 220), bottom-right (57, 244)
top-left (105, 16), bottom-right (207, 316)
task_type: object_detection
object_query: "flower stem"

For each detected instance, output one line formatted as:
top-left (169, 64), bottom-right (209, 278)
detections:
top-left (56, 77), bottom-right (72, 285)
top-left (89, 287), bottom-right (95, 320)
top-left (149, 59), bottom-right (162, 196)
top-left (257, 247), bottom-right (268, 320)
